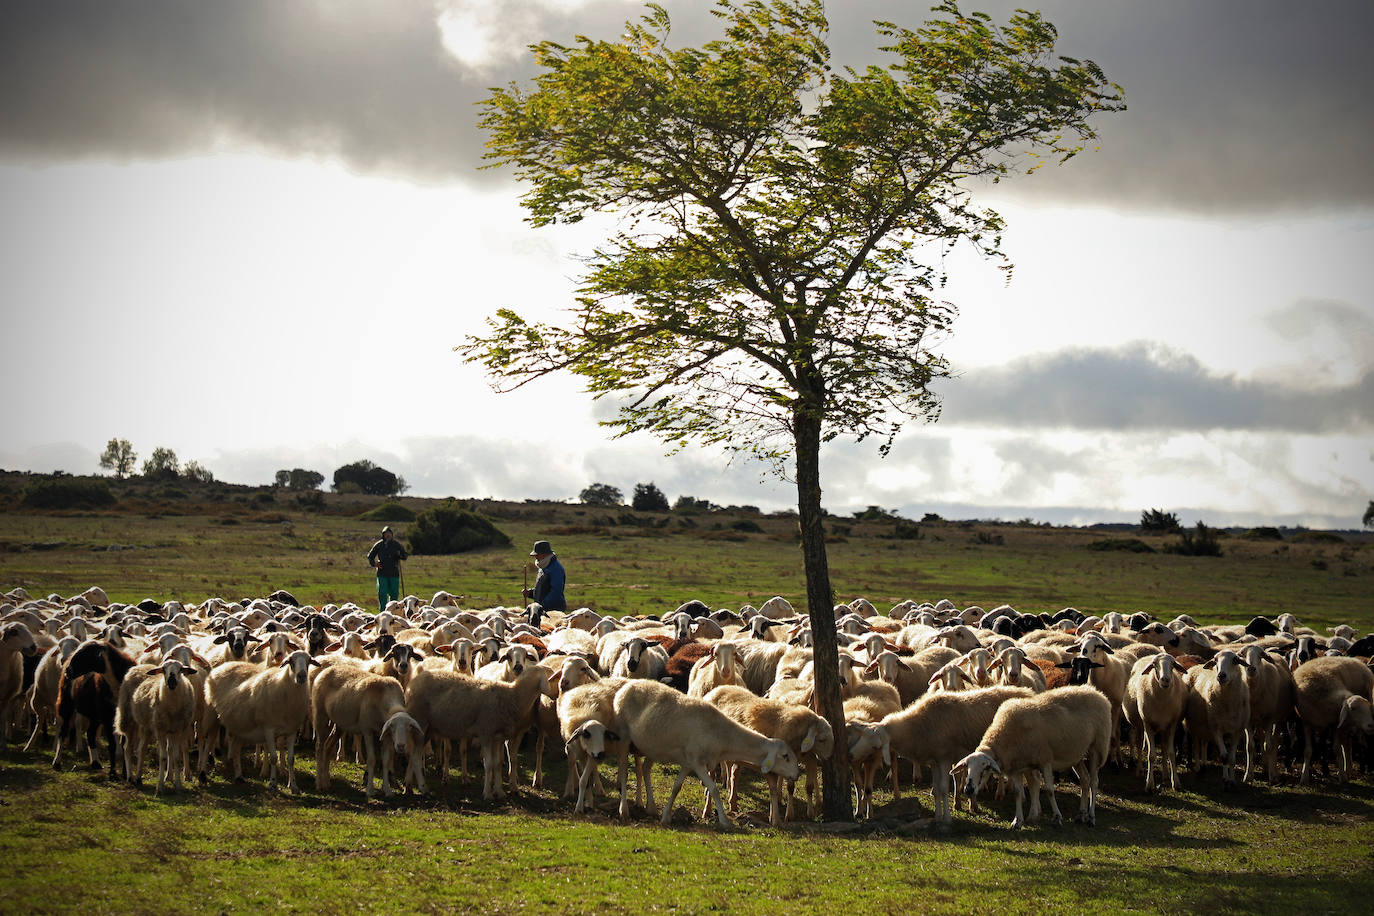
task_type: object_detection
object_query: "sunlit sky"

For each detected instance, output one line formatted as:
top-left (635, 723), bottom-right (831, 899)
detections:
top-left (1, 0), bottom-right (1371, 528)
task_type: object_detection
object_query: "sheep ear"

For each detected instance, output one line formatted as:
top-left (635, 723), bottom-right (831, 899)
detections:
top-left (760, 744), bottom-right (779, 774)
top-left (800, 725), bottom-right (817, 754)
top-left (1054, 662), bottom-right (1073, 669)
top-left (864, 661), bottom-right (878, 675)
top-left (1202, 658), bottom-right (1217, 669)
top-left (1337, 700), bottom-right (1351, 729)
top-left (434, 644), bottom-right (453, 655)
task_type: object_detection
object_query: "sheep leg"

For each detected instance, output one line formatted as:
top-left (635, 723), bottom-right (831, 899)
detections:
top-left (698, 766), bottom-right (731, 829)
top-left (616, 749), bottom-right (631, 821)
top-left (1337, 734), bottom-right (1353, 783)
top-left (573, 751), bottom-right (597, 815)
top-left (767, 772), bottom-right (782, 828)
top-left (726, 763), bottom-right (740, 814)
top-left (1078, 758), bottom-right (1097, 826)
top-left (155, 734), bottom-right (170, 796)
top-left (1215, 733), bottom-right (1235, 788)
top-left (533, 730), bottom-right (546, 790)
top-left (1009, 773), bottom-right (1028, 829)
top-left (505, 737), bottom-right (520, 795)
top-left (1300, 723), bottom-right (1314, 785)
top-left (1143, 727), bottom-right (1158, 793)
top-left (1244, 727), bottom-right (1259, 784)
top-left (661, 767), bottom-right (692, 826)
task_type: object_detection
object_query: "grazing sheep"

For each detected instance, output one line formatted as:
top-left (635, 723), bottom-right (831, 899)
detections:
top-left (1125, 653), bottom-right (1190, 792)
top-left (311, 664), bottom-right (423, 799)
top-left (205, 650), bottom-right (319, 793)
top-left (704, 684), bottom-right (834, 825)
top-left (1293, 656), bottom-right (1374, 784)
top-left (878, 685), bottom-right (1034, 824)
top-left (610, 679), bottom-right (800, 828)
top-left (405, 661), bottom-right (558, 799)
top-left (954, 686), bottom-right (1112, 828)
top-left (1185, 649), bottom-right (1253, 788)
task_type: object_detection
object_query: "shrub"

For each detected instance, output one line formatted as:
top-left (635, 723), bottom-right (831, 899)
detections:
top-left (971, 531), bottom-right (1005, 546)
top-left (1242, 526), bottom-right (1284, 541)
top-left (674, 495), bottom-right (718, 514)
top-left (1291, 531), bottom-right (1345, 545)
top-left (1140, 508), bottom-right (1182, 533)
top-left (632, 482), bottom-right (670, 511)
top-left (252, 489), bottom-right (275, 505)
top-left (580, 482), bottom-right (623, 506)
top-left (296, 490), bottom-right (325, 510)
top-left (21, 477), bottom-right (115, 509)
top-left (1165, 522), bottom-right (1223, 557)
top-left (730, 519), bottom-right (764, 533)
top-left (158, 486), bottom-right (187, 500)
top-left (408, 502), bottom-right (511, 555)
top-left (358, 501), bottom-right (417, 522)
top-left (888, 520), bottom-right (922, 540)
top-left (1086, 538), bottom-right (1155, 553)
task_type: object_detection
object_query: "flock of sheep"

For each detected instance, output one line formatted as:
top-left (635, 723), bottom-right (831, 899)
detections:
top-left (2, 584), bottom-right (1372, 830)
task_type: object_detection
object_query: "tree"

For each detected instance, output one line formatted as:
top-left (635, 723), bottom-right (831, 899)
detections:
top-left (141, 447), bottom-right (180, 480)
top-left (286, 468), bottom-right (325, 491)
top-left (461, 0), bottom-right (1120, 819)
top-left (674, 495), bottom-right (718, 514)
top-left (632, 482), bottom-right (670, 511)
top-left (1140, 508), bottom-right (1182, 533)
top-left (181, 460), bottom-right (214, 483)
top-left (333, 460), bottom-right (402, 496)
top-left (1364, 500), bottom-right (1373, 529)
top-left (99, 438), bottom-right (137, 479)
top-left (579, 482), bottom-right (623, 506)
top-left (274, 469), bottom-right (291, 488)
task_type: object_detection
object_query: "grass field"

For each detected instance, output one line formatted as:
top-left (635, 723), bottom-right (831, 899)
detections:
top-left (2, 493), bottom-right (1373, 913)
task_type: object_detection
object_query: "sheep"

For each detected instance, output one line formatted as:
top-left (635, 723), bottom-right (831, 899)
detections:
top-left (1066, 633), bottom-right (1130, 760)
top-left (876, 685), bottom-right (1033, 824)
top-left (22, 635), bottom-right (80, 752)
top-left (1, 621), bottom-right (39, 745)
top-left (1237, 645), bottom-right (1296, 784)
top-left (310, 664), bottom-right (423, 799)
top-left (844, 721), bottom-right (893, 819)
top-left (609, 637), bottom-right (670, 682)
top-left (205, 649), bottom-right (319, 793)
top-left (989, 646), bottom-right (1047, 693)
top-left (610, 679), bottom-right (800, 828)
top-left (757, 596), bottom-right (795, 619)
top-left (863, 650), bottom-right (927, 707)
top-left (954, 686), bottom-right (1112, 828)
top-left (734, 640), bottom-right (789, 695)
top-left (1124, 653), bottom-right (1190, 792)
top-left (687, 642), bottom-right (748, 697)
top-left (557, 676), bottom-right (648, 814)
top-left (1292, 656), bottom-right (1374, 785)
top-left (704, 684), bottom-right (834, 826)
top-left (544, 626), bottom-right (598, 659)
top-left (404, 661), bottom-right (558, 799)
top-left (1184, 649), bottom-right (1253, 788)
top-left (52, 641), bottom-right (139, 775)
top-left (115, 658), bottom-right (199, 794)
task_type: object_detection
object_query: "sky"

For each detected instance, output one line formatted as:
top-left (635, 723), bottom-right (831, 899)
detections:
top-left (1, 0), bottom-right (1371, 529)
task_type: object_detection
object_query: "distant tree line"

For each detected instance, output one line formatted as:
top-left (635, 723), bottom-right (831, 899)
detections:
top-left (99, 438), bottom-right (214, 483)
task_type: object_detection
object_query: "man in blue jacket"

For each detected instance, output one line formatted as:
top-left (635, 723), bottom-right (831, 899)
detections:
top-left (522, 540), bottom-right (567, 612)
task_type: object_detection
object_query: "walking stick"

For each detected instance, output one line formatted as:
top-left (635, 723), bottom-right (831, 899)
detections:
top-left (398, 559), bottom-right (405, 603)
top-left (523, 563), bottom-right (529, 608)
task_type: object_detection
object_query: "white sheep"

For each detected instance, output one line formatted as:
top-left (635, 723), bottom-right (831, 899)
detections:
top-left (115, 658), bottom-right (199, 794)
top-left (311, 664), bottom-right (423, 799)
top-left (687, 642), bottom-right (749, 697)
top-left (1237, 645), bottom-right (1295, 784)
top-left (1184, 649), bottom-right (1252, 788)
top-left (610, 679), bottom-right (800, 828)
top-left (953, 686), bottom-right (1112, 828)
top-left (877, 685), bottom-right (1033, 824)
top-left (1293, 656), bottom-right (1374, 784)
top-left (0, 622), bottom-right (39, 745)
top-left (609, 637), bottom-right (670, 682)
top-left (988, 646), bottom-right (1047, 693)
top-left (557, 676), bottom-right (648, 815)
top-left (704, 684), bottom-right (834, 825)
top-left (1124, 653), bottom-right (1190, 792)
top-left (205, 649), bottom-right (319, 793)
top-left (22, 636), bottom-right (81, 752)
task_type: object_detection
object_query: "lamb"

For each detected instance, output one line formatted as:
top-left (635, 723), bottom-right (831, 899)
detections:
top-left (610, 679), bottom-right (800, 828)
top-left (115, 658), bottom-right (199, 794)
top-left (704, 684), bottom-right (834, 826)
top-left (877, 686), bottom-right (1033, 824)
top-left (1292, 656), bottom-right (1374, 784)
top-left (557, 676), bottom-right (647, 814)
top-left (1184, 649), bottom-right (1253, 788)
top-left (205, 649), bottom-right (320, 793)
top-left (311, 664), bottom-right (423, 799)
top-left (404, 661), bottom-right (557, 799)
top-left (954, 686), bottom-right (1112, 828)
top-left (52, 640), bottom-right (139, 775)
top-left (1124, 653), bottom-right (1190, 792)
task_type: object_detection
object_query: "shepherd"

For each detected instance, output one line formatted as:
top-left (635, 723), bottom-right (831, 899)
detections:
top-left (367, 525), bottom-right (408, 611)
top-left (522, 539), bottom-right (567, 613)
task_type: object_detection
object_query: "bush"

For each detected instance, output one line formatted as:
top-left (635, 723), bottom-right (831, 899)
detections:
top-left (158, 486), bottom-right (187, 500)
top-left (1291, 531), bottom-right (1345, 545)
top-left (730, 519), bottom-right (764, 533)
top-left (1086, 538), bottom-right (1155, 553)
top-left (295, 490), bottom-right (325, 510)
top-left (580, 482), bottom-right (623, 506)
top-left (1242, 526), bottom-right (1284, 541)
top-left (888, 520), bottom-right (923, 540)
top-left (21, 477), bottom-right (116, 509)
top-left (358, 501), bottom-right (417, 522)
top-left (971, 531), bottom-right (1004, 546)
top-left (1165, 522), bottom-right (1223, 557)
top-left (1140, 508), bottom-right (1182, 533)
top-left (408, 502), bottom-right (511, 555)
top-left (632, 482), bottom-right (670, 512)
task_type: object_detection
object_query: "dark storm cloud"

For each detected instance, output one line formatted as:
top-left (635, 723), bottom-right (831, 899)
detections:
top-left (2, 1), bottom-right (1370, 213)
top-left (939, 340), bottom-right (1374, 432)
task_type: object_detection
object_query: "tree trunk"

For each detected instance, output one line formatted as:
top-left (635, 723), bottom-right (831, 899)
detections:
top-left (794, 406), bottom-right (853, 822)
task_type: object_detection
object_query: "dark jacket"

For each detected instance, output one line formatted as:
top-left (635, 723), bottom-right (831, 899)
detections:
top-left (367, 537), bottom-right (408, 577)
top-left (531, 555), bottom-right (567, 612)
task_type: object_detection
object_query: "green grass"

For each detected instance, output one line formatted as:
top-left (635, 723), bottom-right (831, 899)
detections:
top-left (1, 499), bottom-right (1372, 913)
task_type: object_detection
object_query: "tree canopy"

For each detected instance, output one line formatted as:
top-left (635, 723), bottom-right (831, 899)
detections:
top-left (579, 482), bottom-right (624, 506)
top-left (632, 481), bottom-right (670, 511)
top-left (99, 438), bottom-right (137, 478)
top-left (461, 0), bottom-right (1121, 819)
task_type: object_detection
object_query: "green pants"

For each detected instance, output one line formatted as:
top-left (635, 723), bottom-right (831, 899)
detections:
top-left (377, 575), bottom-right (400, 610)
